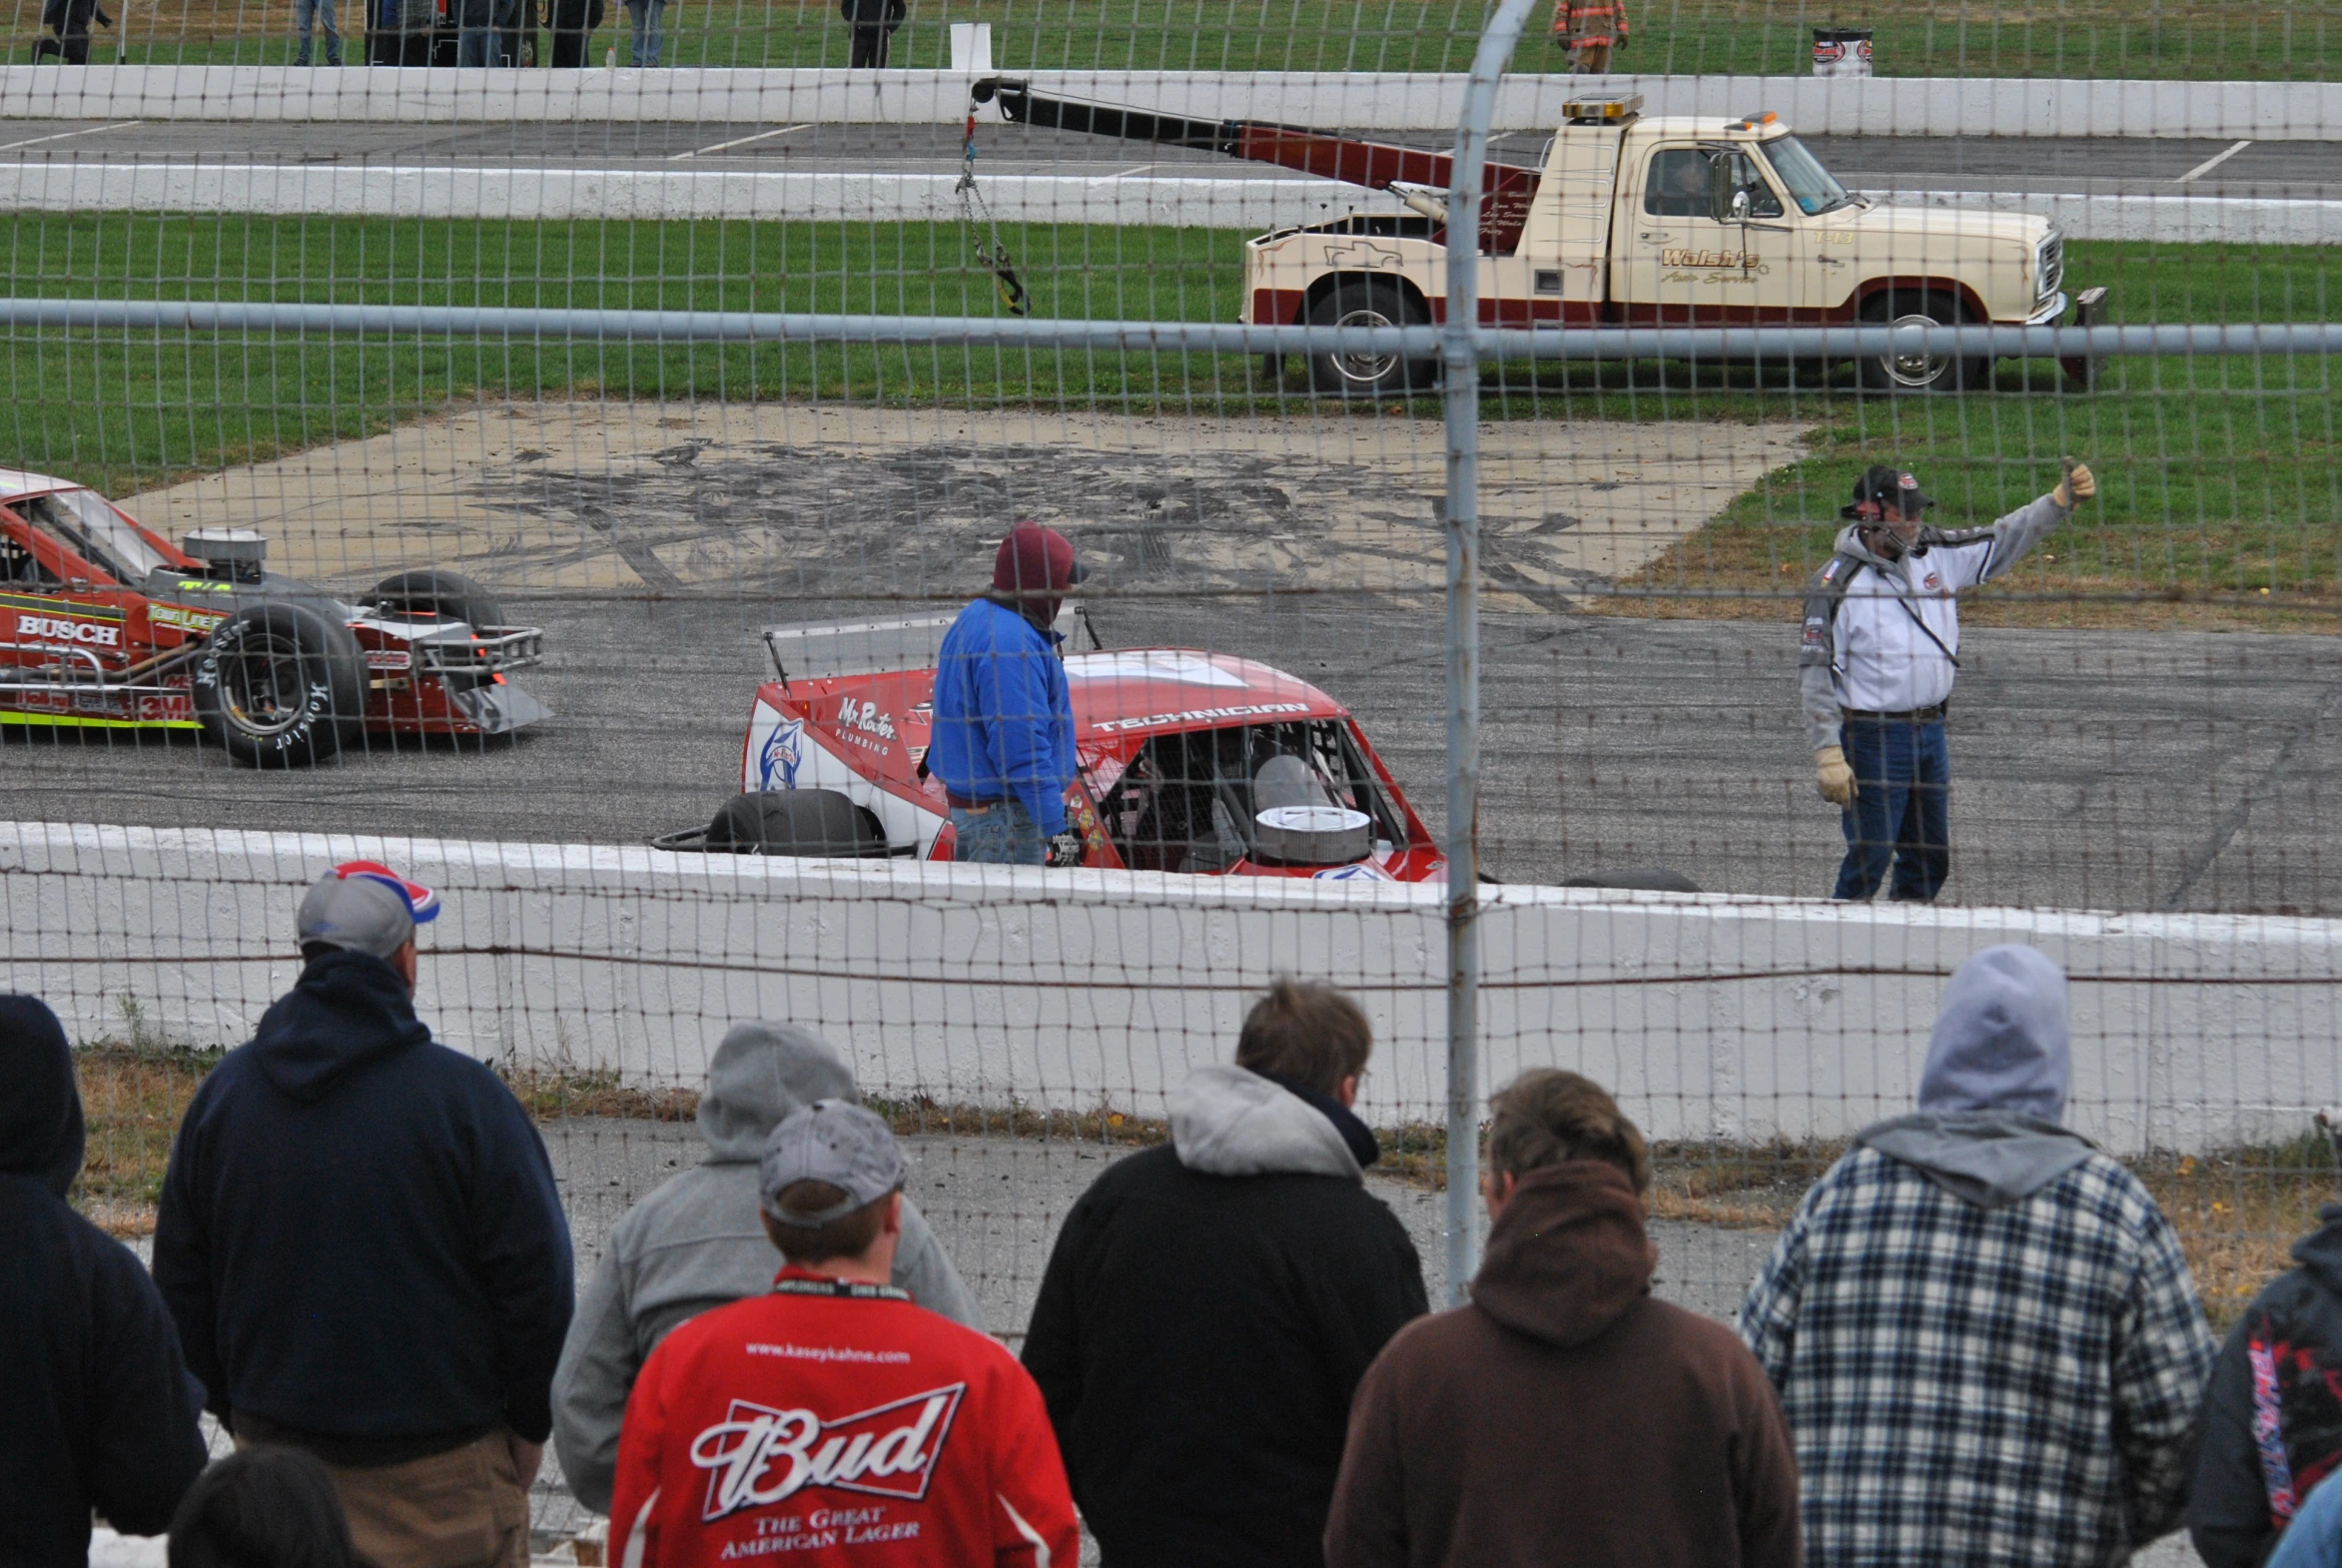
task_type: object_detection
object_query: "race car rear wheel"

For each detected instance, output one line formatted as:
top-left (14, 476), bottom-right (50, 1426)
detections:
top-left (193, 602), bottom-right (367, 768)
top-left (1858, 290), bottom-right (1989, 393)
top-left (1306, 280), bottom-right (1435, 398)
top-left (705, 790), bottom-right (890, 858)
top-left (365, 569), bottom-right (508, 633)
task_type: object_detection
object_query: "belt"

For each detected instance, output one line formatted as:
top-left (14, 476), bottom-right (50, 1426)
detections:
top-left (946, 792), bottom-right (1003, 812)
top-left (233, 1411), bottom-right (495, 1470)
top-left (1842, 704), bottom-right (1948, 723)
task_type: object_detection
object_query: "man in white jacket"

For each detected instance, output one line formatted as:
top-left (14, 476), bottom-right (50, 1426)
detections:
top-left (1798, 458), bottom-right (2095, 901)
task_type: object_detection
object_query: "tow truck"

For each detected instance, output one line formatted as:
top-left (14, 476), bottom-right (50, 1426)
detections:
top-left (972, 80), bottom-right (2103, 395)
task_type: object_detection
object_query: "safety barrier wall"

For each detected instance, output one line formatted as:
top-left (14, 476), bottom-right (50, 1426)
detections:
top-left (7, 820), bottom-right (2336, 1157)
top-left (0, 66), bottom-right (2330, 136)
top-left (0, 161), bottom-right (2323, 242)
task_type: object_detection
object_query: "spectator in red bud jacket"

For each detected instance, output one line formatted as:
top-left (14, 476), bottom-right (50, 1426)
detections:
top-left (2190, 1200), bottom-right (2342, 1567)
top-left (1, 993), bottom-right (209, 1567)
top-left (1022, 980), bottom-right (1429, 1568)
top-left (1324, 1069), bottom-right (1799, 1568)
top-left (611, 1099), bottom-right (1077, 1568)
top-left (929, 521), bottom-right (1087, 868)
top-left (153, 861), bottom-right (574, 1568)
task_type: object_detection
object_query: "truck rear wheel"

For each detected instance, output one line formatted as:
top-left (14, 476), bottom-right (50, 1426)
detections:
top-left (1859, 291), bottom-right (1989, 393)
top-left (1306, 280), bottom-right (1434, 398)
top-left (193, 601), bottom-right (367, 768)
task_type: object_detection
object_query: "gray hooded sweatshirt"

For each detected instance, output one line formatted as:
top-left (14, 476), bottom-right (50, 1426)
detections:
top-left (548, 1022), bottom-right (979, 1515)
top-left (1856, 942), bottom-right (2095, 1207)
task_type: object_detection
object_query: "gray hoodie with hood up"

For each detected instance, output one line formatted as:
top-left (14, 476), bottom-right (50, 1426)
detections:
top-left (549, 1021), bottom-right (979, 1515)
top-left (1856, 942), bottom-right (2097, 1207)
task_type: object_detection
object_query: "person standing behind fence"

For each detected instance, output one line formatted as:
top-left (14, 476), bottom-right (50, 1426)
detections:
top-left (621, 0), bottom-right (663, 63)
top-left (1324, 1068), bottom-right (1799, 1568)
top-left (1801, 459), bottom-right (2094, 903)
top-left (550, 1020), bottom-right (982, 1516)
top-left (2189, 1199), bottom-right (2342, 1567)
top-left (291, 0), bottom-right (343, 65)
top-left (1, 994), bottom-right (210, 1566)
top-left (1550, 0), bottom-right (1627, 73)
top-left (842, 0), bottom-right (902, 67)
top-left (153, 861), bottom-right (574, 1568)
top-left (1022, 980), bottom-right (1429, 1568)
top-left (610, 1099), bottom-right (1079, 1568)
top-left (1738, 943), bottom-right (2214, 1566)
top-left (546, 0), bottom-right (599, 65)
top-left (930, 521), bottom-right (1087, 868)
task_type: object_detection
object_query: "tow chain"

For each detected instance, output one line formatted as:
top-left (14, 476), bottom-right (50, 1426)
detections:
top-left (956, 102), bottom-right (1030, 318)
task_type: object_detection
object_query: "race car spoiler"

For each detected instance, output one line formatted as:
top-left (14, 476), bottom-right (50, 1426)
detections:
top-left (760, 604), bottom-right (1092, 685)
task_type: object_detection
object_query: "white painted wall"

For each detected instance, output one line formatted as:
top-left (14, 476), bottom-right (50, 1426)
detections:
top-left (0, 67), bottom-right (2328, 138)
top-left (6, 819), bottom-right (2336, 1155)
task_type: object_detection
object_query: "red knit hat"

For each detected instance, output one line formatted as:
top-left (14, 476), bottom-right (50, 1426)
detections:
top-left (992, 521), bottom-right (1087, 596)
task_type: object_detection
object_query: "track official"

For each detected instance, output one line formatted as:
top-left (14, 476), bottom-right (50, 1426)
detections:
top-left (931, 521), bottom-right (1086, 867)
top-left (1800, 459), bottom-right (2095, 901)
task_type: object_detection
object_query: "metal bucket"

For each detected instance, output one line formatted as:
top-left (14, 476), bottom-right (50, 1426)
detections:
top-left (1812, 27), bottom-right (1874, 77)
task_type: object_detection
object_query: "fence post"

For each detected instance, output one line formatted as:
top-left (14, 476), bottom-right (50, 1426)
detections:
top-left (1441, 0), bottom-right (1538, 1307)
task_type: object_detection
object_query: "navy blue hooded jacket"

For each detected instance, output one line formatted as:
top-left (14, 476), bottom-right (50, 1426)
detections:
top-left (0, 995), bottom-right (209, 1566)
top-left (152, 951), bottom-right (573, 1447)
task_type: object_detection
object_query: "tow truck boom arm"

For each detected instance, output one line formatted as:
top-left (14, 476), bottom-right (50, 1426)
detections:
top-left (970, 77), bottom-right (1541, 253)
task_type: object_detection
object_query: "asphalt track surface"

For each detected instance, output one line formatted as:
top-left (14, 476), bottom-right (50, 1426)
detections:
top-left (0, 119), bottom-right (2333, 200)
top-left (7, 594), bottom-right (2340, 915)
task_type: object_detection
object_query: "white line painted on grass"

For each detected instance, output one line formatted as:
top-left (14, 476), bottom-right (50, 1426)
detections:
top-left (668, 122), bottom-right (809, 160)
top-left (2176, 139), bottom-right (2253, 183)
top-left (0, 119), bottom-right (137, 153)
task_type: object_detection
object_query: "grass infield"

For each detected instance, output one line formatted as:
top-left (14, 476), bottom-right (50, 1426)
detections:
top-left (76, 1044), bottom-right (2339, 1329)
top-left (0, 215), bottom-right (2329, 626)
top-left (45, 0), bottom-right (2342, 80)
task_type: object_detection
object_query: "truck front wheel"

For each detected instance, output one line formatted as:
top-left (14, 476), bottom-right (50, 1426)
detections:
top-left (1858, 291), bottom-right (1990, 393)
top-left (1306, 281), bottom-right (1434, 397)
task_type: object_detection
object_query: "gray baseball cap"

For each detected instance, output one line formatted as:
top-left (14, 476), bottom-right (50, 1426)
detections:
top-left (759, 1100), bottom-right (905, 1227)
top-left (296, 860), bottom-right (440, 960)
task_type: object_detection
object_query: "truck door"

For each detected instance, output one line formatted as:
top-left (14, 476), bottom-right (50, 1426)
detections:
top-left (1611, 143), bottom-right (1802, 323)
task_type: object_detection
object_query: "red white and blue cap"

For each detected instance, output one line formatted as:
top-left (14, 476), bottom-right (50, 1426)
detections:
top-left (296, 860), bottom-right (439, 960)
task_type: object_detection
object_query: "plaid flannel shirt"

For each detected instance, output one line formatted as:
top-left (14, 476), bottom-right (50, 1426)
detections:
top-left (1739, 1147), bottom-right (2214, 1567)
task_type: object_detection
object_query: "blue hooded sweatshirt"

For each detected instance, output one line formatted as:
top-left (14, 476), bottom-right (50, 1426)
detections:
top-left (0, 995), bottom-right (209, 1565)
top-left (927, 595), bottom-right (1078, 835)
top-left (152, 951), bottom-right (573, 1450)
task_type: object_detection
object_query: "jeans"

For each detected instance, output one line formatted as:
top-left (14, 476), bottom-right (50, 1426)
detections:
top-left (951, 799), bottom-right (1046, 866)
top-left (625, 0), bottom-right (663, 63)
top-left (293, 0), bottom-right (342, 63)
top-left (1833, 717), bottom-right (1952, 902)
top-left (848, 22), bottom-right (893, 66)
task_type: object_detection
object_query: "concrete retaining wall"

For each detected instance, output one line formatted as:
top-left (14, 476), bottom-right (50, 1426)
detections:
top-left (0, 67), bottom-right (2330, 137)
top-left (6, 819), bottom-right (2337, 1155)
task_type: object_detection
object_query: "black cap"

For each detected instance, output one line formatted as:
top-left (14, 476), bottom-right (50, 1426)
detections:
top-left (1841, 464), bottom-right (1934, 521)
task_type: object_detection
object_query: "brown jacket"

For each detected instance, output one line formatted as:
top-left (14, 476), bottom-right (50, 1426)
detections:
top-left (1323, 1161), bottom-right (1800, 1568)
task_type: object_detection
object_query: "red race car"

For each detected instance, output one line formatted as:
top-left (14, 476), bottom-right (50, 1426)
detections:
top-left (0, 468), bottom-right (547, 766)
top-left (657, 612), bottom-right (1445, 881)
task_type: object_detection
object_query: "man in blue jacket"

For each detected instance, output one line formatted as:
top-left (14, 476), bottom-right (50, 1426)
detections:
top-left (1, 994), bottom-right (209, 1566)
top-left (154, 861), bottom-right (573, 1568)
top-left (930, 521), bottom-right (1086, 866)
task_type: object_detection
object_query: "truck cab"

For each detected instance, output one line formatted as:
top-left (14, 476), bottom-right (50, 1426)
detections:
top-left (1241, 99), bottom-right (2077, 394)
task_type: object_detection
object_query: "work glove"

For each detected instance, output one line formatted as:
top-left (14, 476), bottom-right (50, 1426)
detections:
top-left (1046, 830), bottom-right (1086, 868)
top-left (2052, 456), bottom-right (2096, 508)
top-left (1815, 745), bottom-right (1857, 808)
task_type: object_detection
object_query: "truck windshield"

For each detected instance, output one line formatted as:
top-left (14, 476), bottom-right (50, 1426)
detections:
top-left (1762, 137), bottom-right (1853, 216)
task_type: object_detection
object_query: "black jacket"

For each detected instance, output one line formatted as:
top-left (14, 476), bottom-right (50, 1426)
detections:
top-left (2192, 1203), bottom-right (2342, 1568)
top-left (1022, 1063), bottom-right (1427, 1568)
top-left (0, 995), bottom-right (208, 1566)
top-left (153, 952), bottom-right (574, 1449)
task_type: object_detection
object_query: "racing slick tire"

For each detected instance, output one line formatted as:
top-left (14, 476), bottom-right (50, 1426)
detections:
top-left (193, 601), bottom-right (367, 768)
top-left (365, 569), bottom-right (507, 633)
top-left (705, 790), bottom-right (890, 858)
top-left (1306, 279), bottom-right (1436, 398)
top-left (1857, 290), bottom-right (1989, 394)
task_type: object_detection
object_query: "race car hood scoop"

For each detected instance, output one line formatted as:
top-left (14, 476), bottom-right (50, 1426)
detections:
top-left (1252, 804), bottom-right (1372, 866)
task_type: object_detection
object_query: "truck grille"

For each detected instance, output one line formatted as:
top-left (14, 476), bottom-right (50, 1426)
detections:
top-left (2037, 233), bottom-right (2064, 303)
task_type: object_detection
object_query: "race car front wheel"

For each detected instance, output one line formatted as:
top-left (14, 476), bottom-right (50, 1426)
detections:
top-left (699, 790), bottom-right (891, 858)
top-left (193, 602), bottom-right (367, 768)
top-left (365, 568), bottom-right (507, 634)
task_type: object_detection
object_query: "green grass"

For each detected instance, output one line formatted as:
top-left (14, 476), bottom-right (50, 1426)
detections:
top-left (0, 214), bottom-right (2330, 617)
top-left (51, 0), bottom-right (2342, 78)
